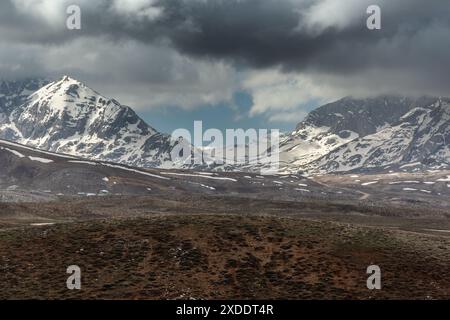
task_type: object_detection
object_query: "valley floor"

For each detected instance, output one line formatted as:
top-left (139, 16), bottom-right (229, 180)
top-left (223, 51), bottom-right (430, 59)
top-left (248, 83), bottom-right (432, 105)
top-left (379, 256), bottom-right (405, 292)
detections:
top-left (0, 193), bottom-right (449, 300)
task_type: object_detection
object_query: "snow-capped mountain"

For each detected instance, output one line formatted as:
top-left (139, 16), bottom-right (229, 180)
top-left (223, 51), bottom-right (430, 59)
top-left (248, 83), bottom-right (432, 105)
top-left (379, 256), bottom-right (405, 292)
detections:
top-left (308, 98), bottom-right (450, 173)
top-left (205, 96), bottom-right (445, 174)
top-left (0, 76), bottom-right (448, 174)
top-left (0, 76), bottom-right (189, 168)
top-left (274, 96), bottom-right (440, 173)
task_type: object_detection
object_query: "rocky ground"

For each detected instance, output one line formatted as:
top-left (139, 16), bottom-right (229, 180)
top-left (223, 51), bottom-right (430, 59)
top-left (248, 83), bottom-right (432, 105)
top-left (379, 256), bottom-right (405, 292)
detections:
top-left (1, 139), bottom-right (449, 300)
top-left (0, 192), bottom-right (449, 300)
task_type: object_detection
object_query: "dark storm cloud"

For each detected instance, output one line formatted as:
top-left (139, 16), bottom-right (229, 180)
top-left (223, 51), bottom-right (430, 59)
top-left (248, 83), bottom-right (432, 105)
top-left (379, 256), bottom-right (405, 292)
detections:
top-left (1, 0), bottom-right (450, 99)
top-left (3, 0), bottom-right (450, 69)
top-left (155, 0), bottom-right (450, 78)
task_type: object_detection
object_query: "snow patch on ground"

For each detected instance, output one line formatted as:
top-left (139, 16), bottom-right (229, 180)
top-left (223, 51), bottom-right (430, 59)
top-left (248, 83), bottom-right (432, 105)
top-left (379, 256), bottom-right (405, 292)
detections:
top-left (389, 181), bottom-right (420, 185)
top-left (200, 184), bottom-right (216, 190)
top-left (28, 156), bottom-right (54, 163)
top-left (361, 181), bottom-right (378, 186)
top-left (69, 160), bottom-right (97, 165)
top-left (1, 147), bottom-right (25, 158)
top-left (161, 172), bottom-right (237, 182)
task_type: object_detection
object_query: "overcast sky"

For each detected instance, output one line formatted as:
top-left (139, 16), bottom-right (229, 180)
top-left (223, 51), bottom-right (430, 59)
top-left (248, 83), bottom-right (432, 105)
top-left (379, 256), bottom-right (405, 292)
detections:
top-left (1, 0), bottom-right (449, 132)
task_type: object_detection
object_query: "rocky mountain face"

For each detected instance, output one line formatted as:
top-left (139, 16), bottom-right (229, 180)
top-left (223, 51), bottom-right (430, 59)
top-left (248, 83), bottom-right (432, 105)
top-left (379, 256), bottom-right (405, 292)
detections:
top-left (0, 78), bottom-right (49, 114)
top-left (0, 78), bottom-right (49, 140)
top-left (275, 96), bottom-right (449, 174)
top-left (0, 76), bottom-right (448, 174)
top-left (277, 96), bottom-right (414, 171)
top-left (307, 98), bottom-right (450, 173)
top-left (0, 76), bottom-right (189, 168)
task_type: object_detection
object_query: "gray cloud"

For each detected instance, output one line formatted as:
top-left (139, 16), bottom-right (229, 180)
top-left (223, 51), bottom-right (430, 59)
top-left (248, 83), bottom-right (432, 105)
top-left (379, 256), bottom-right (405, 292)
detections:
top-left (1, 0), bottom-right (450, 119)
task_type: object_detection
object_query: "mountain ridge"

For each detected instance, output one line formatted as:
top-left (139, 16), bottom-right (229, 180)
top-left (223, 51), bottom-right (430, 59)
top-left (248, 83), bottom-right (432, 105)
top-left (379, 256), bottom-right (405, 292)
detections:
top-left (0, 75), bottom-right (448, 174)
top-left (306, 99), bottom-right (450, 173)
top-left (0, 76), bottom-right (191, 169)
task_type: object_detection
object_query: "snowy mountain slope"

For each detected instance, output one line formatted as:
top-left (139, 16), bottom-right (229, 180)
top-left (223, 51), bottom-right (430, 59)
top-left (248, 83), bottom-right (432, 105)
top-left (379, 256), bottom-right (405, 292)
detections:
top-left (307, 99), bottom-right (450, 173)
top-left (0, 137), bottom-right (203, 198)
top-left (0, 78), bottom-right (49, 115)
top-left (208, 96), bottom-right (428, 174)
top-left (0, 76), bottom-right (190, 168)
top-left (0, 76), bottom-right (448, 175)
top-left (263, 96), bottom-right (436, 172)
top-left (0, 138), bottom-right (332, 203)
top-left (0, 78), bottom-right (49, 140)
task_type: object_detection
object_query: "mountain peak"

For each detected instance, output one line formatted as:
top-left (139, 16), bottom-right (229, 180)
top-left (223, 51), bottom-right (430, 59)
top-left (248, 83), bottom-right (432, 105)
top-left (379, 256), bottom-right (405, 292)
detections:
top-left (0, 75), bottom-right (181, 169)
top-left (53, 74), bottom-right (88, 88)
top-left (31, 75), bottom-right (101, 106)
top-left (59, 75), bottom-right (83, 85)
